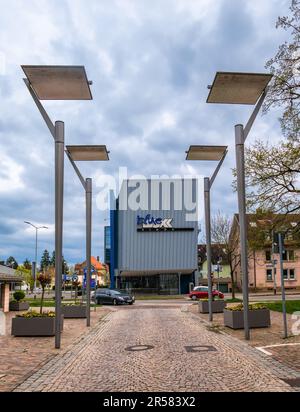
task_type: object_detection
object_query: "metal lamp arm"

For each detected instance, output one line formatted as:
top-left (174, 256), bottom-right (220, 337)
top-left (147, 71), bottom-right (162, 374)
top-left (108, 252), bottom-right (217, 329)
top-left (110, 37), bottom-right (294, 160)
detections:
top-left (210, 149), bottom-right (228, 189)
top-left (243, 88), bottom-right (268, 142)
top-left (23, 79), bottom-right (55, 139)
top-left (65, 150), bottom-right (86, 190)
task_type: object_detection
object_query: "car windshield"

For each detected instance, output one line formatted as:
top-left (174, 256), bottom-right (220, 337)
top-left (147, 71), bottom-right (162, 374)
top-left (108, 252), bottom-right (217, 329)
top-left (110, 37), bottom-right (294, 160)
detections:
top-left (111, 290), bottom-right (122, 295)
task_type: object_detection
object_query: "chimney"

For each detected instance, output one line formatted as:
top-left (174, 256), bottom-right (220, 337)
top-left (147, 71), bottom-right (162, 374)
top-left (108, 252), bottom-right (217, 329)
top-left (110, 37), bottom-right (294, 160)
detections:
top-left (97, 256), bottom-right (100, 262)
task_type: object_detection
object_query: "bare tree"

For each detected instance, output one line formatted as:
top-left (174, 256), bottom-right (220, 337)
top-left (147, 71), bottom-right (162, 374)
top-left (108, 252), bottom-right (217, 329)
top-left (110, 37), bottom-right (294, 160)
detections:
top-left (211, 212), bottom-right (240, 299)
top-left (244, 140), bottom-right (300, 214)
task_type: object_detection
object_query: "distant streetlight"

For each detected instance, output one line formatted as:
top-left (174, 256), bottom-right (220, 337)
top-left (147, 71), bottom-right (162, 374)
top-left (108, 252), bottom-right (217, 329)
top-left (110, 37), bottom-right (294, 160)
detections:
top-left (22, 65), bottom-right (93, 349)
top-left (65, 145), bottom-right (109, 327)
top-left (186, 145), bottom-right (228, 322)
top-left (207, 71), bottom-right (273, 340)
top-left (24, 221), bottom-right (48, 290)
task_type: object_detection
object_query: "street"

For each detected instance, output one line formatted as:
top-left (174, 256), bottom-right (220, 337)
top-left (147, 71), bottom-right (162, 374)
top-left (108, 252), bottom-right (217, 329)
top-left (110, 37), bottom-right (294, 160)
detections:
top-left (14, 304), bottom-right (294, 392)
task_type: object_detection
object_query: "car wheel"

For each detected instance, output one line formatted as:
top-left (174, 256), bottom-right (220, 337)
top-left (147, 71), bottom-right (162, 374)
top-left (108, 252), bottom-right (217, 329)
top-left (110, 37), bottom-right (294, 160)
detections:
top-left (191, 295), bottom-right (197, 301)
top-left (129, 302), bottom-right (133, 305)
top-left (113, 299), bottom-right (118, 305)
top-left (96, 298), bottom-right (101, 305)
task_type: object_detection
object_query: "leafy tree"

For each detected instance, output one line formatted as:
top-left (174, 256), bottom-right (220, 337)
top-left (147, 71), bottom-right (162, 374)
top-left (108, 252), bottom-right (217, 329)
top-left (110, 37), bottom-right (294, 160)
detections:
top-left (17, 265), bottom-right (34, 291)
top-left (72, 280), bottom-right (81, 303)
top-left (23, 258), bottom-right (32, 270)
top-left (241, 1), bottom-right (300, 214)
top-left (37, 272), bottom-right (52, 314)
top-left (50, 251), bottom-right (55, 267)
top-left (6, 256), bottom-right (18, 269)
top-left (40, 249), bottom-right (51, 270)
top-left (62, 256), bottom-right (69, 274)
top-left (264, 0), bottom-right (300, 141)
top-left (244, 140), bottom-right (300, 213)
top-left (50, 250), bottom-right (69, 274)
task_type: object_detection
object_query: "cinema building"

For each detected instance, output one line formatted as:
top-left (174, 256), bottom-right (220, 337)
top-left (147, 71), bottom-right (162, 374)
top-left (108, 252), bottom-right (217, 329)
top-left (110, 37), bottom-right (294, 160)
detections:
top-left (109, 179), bottom-right (199, 295)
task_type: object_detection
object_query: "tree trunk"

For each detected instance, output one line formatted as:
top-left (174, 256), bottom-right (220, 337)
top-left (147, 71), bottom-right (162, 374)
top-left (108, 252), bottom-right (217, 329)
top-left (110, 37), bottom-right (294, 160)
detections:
top-left (230, 271), bottom-right (235, 300)
top-left (40, 287), bottom-right (45, 314)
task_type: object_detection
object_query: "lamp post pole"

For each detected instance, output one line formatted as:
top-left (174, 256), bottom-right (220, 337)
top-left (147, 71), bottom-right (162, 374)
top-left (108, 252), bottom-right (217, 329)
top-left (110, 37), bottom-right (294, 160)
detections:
top-left (34, 227), bottom-right (38, 290)
top-left (235, 124), bottom-right (250, 340)
top-left (278, 233), bottom-right (288, 339)
top-left (65, 146), bottom-right (109, 328)
top-left (54, 120), bottom-right (64, 349)
top-left (24, 222), bottom-right (48, 292)
top-left (204, 177), bottom-right (213, 322)
top-left (186, 146), bottom-right (227, 324)
top-left (85, 178), bottom-right (92, 327)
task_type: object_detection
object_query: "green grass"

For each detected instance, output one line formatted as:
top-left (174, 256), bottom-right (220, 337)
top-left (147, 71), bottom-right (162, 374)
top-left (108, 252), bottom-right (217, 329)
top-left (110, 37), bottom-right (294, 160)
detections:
top-left (263, 300), bottom-right (300, 314)
top-left (225, 298), bottom-right (242, 303)
top-left (135, 295), bottom-right (185, 300)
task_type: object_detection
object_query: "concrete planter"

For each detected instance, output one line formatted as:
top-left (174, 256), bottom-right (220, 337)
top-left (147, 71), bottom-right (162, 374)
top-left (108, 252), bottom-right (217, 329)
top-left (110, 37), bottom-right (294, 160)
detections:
top-left (11, 315), bottom-right (64, 337)
top-left (223, 309), bottom-right (271, 329)
top-left (62, 305), bottom-right (87, 318)
top-left (9, 301), bottom-right (30, 311)
top-left (198, 300), bottom-right (226, 314)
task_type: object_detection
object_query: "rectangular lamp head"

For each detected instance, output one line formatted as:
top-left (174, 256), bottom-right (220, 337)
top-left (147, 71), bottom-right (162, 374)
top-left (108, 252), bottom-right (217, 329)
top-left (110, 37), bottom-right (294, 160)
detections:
top-left (186, 145), bottom-right (227, 161)
top-left (66, 145), bottom-right (109, 161)
top-left (207, 72), bottom-right (273, 105)
top-left (22, 65), bottom-right (92, 100)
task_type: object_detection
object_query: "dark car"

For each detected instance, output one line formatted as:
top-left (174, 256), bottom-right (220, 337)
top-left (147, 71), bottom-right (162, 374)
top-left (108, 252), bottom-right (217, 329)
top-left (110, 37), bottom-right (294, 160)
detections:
top-left (94, 288), bottom-right (135, 305)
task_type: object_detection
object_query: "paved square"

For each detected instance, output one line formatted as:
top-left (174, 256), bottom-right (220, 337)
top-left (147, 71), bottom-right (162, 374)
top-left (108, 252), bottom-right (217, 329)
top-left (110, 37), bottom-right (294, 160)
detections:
top-left (12, 306), bottom-right (297, 392)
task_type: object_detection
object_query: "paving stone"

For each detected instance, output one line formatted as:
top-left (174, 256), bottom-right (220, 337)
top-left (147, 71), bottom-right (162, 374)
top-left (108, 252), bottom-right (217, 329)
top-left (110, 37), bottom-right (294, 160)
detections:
top-left (13, 307), bottom-right (295, 392)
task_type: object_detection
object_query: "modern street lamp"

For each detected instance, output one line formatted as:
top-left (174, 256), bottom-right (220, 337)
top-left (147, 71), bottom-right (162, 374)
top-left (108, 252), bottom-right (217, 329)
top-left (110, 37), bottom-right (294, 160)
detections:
top-left (207, 71), bottom-right (273, 339)
top-left (65, 145), bottom-right (109, 327)
top-left (186, 145), bottom-right (228, 322)
top-left (24, 221), bottom-right (48, 291)
top-left (22, 65), bottom-right (93, 349)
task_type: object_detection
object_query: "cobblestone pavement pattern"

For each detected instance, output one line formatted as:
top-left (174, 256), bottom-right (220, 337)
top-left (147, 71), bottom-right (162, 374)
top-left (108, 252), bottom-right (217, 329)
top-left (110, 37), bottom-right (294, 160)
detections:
top-left (14, 307), bottom-right (296, 392)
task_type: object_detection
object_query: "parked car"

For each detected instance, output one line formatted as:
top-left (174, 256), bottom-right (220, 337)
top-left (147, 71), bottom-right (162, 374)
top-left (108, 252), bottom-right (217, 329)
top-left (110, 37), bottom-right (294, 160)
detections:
top-left (188, 286), bottom-right (224, 300)
top-left (93, 288), bottom-right (135, 305)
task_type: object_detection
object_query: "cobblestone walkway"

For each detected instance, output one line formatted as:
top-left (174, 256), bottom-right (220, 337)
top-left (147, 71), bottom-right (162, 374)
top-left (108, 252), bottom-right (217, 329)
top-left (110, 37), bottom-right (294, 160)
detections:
top-left (14, 307), bottom-right (296, 392)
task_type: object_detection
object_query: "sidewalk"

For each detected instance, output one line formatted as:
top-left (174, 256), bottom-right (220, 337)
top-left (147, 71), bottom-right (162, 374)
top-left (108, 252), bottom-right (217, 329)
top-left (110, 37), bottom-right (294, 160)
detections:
top-left (188, 303), bottom-right (300, 378)
top-left (0, 307), bottom-right (111, 392)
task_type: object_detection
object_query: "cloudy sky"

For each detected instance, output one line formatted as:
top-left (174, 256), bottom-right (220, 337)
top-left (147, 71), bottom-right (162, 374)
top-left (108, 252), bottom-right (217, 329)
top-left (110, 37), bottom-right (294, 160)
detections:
top-left (0, 0), bottom-right (291, 266)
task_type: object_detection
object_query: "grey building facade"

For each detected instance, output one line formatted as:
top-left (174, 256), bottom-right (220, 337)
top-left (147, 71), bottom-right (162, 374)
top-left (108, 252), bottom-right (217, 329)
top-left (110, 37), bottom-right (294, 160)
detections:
top-left (110, 179), bottom-right (199, 294)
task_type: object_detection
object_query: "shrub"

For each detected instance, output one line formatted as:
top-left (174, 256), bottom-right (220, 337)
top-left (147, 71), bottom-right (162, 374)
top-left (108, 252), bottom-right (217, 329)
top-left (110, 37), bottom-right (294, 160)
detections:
top-left (13, 290), bottom-right (25, 302)
top-left (16, 311), bottom-right (55, 318)
top-left (226, 303), bottom-right (268, 311)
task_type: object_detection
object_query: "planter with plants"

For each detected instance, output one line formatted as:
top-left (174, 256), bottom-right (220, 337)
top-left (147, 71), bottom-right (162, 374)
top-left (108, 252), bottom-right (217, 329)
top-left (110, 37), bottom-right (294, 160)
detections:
top-left (9, 291), bottom-right (30, 311)
top-left (223, 303), bottom-right (271, 329)
top-left (11, 272), bottom-right (64, 337)
top-left (61, 302), bottom-right (87, 318)
top-left (11, 311), bottom-right (64, 336)
top-left (198, 298), bottom-right (226, 314)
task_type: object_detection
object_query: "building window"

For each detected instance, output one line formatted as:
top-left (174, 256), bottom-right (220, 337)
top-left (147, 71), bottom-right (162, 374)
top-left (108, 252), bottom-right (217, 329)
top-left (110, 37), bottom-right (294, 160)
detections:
top-left (266, 269), bottom-right (273, 282)
top-left (282, 250), bottom-right (295, 261)
top-left (289, 250), bottom-right (295, 261)
top-left (265, 250), bottom-right (271, 262)
top-left (282, 269), bottom-right (296, 280)
top-left (283, 268), bottom-right (296, 281)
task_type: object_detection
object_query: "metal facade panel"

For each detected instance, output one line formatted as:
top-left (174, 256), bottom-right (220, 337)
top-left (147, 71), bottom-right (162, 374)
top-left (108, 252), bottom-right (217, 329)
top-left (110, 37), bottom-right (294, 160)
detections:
top-left (117, 179), bottom-right (198, 272)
